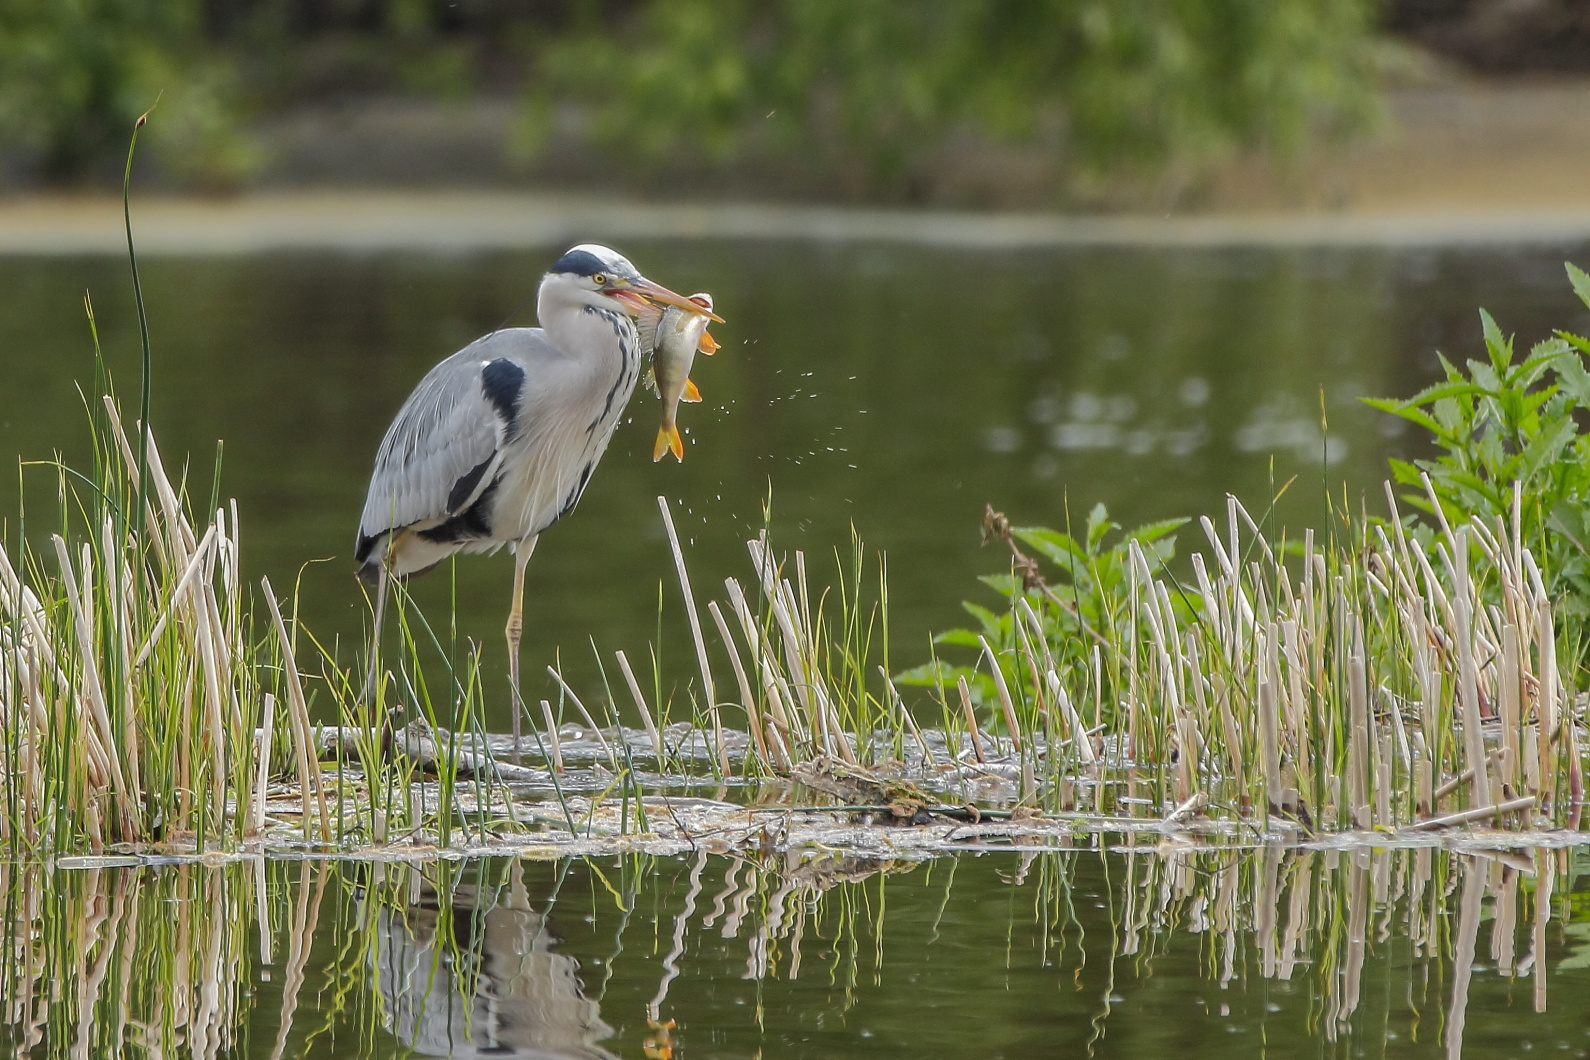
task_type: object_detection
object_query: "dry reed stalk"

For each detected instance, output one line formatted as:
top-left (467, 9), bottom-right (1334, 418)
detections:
top-left (1451, 529), bottom-right (1493, 808)
top-left (956, 676), bottom-right (987, 764)
top-left (1173, 709), bottom-right (1198, 804)
top-left (740, 546), bottom-right (821, 737)
top-left (102, 398), bottom-right (195, 567)
top-left (1278, 620), bottom-right (1311, 786)
top-left (252, 692), bottom-right (276, 836)
top-left (192, 548), bottom-right (229, 826)
top-left (1500, 621), bottom-right (1522, 795)
top-left (614, 649), bottom-right (663, 761)
top-left (1348, 618), bottom-right (1370, 829)
top-left (1125, 543), bottom-right (1142, 765)
top-left (261, 577), bottom-right (330, 840)
top-left (1258, 622), bottom-right (1282, 818)
top-left (544, 665), bottom-right (617, 769)
top-left (979, 637), bottom-right (1022, 755)
top-left (1376, 734), bottom-right (1394, 830)
top-left (1051, 675), bottom-right (1097, 767)
top-left (537, 700), bottom-right (565, 772)
top-left (747, 540), bottom-right (819, 730)
top-left (724, 576), bottom-right (802, 747)
top-left (656, 497), bottom-right (716, 712)
top-left (51, 534), bottom-right (136, 842)
top-left (708, 600), bottom-right (770, 767)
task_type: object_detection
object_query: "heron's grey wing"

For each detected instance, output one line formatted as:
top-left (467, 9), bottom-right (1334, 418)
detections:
top-left (355, 332), bottom-right (542, 565)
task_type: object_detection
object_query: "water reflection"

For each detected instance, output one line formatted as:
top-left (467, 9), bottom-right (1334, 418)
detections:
top-left (368, 866), bottom-right (614, 1058)
top-left (3, 843), bottom-right (1588, 1058)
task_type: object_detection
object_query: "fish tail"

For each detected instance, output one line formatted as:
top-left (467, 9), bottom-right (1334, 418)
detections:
top-left (653, 422), bottom-right (683, 462)
top-left (682, 378), bottom-right (702, 402)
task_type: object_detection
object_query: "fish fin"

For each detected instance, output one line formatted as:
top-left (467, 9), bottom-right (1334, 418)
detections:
top-left (698, 330), bottom-right (718, 355)
top-left (682, 378), bottom-right (702, 403)
top-left (654, 423), bottom-right (683, 463)
top-left (643, 365), bottom-right (659, 396)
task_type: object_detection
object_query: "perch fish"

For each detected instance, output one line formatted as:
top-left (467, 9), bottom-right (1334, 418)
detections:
top-left (640, 292), bottom-right (717, 462)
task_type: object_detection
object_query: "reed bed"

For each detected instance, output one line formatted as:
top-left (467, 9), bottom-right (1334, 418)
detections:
top-left (0, 397), bottom-right (327, 853)
top-left (952, 483), bottom-right (1589, 831)
top-left (0, 393), bottom-right (522, 854)
top-left (655, 479), bottom-right (1587, 835)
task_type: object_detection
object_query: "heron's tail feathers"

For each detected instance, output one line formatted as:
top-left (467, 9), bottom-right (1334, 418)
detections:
top-left (682, 378), bottom-right (701, 402)
top-left (653, 423), bottom-right (684, 462)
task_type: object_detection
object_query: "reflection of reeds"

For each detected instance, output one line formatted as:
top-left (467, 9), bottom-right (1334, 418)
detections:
top-left (0, 843), bottom-right (1573, 1058)
top-left (0, 860), bottom-right (257, 1058)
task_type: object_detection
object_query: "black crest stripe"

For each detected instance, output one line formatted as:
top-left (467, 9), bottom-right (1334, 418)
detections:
top-left (550, 249), bottom-right (608, 276)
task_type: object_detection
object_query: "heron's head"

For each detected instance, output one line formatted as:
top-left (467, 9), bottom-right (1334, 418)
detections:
top-left (540, 244), bottom-right (723, 322)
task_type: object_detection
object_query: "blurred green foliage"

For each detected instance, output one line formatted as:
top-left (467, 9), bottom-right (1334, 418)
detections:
top-left (0, 0), bottom-right (253, 185)
top-left (0, 0), bottom-right (1384, 196)
top-left (524, 0), bottom-right (1384, 200)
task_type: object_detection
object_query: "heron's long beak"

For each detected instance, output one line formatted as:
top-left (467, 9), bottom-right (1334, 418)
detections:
top-left (629, 277), bottom-right (725, 322)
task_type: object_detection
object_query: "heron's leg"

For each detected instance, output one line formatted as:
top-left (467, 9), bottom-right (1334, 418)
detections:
top-left (506, 535), bottom-right (539, 764)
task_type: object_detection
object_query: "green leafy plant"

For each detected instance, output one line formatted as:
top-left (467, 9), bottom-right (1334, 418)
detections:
top-left (898, 503), bottom-right (1187, 709)
top-left (1363, 262), bottom-right (1590, 645)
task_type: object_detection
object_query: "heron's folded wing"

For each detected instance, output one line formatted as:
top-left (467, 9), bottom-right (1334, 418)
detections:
top-left (358, 349), bottom-right (506, 547)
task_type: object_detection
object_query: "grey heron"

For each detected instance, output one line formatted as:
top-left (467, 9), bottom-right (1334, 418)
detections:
top-left (354, 243), bottom-right (721, 743)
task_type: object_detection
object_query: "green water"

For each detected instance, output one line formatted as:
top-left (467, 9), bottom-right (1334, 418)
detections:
top-left (3, 845), bottom-right (1589, 1058)
top-left (3, 241), bottom-right (1589, 725)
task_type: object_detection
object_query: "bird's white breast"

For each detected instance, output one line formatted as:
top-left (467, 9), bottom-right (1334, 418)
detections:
top-left (485, 307), bottom-right (641, 544)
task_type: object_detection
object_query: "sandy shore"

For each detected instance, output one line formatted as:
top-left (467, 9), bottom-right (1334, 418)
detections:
top-left (8, 191), bottom-right (1590, 254)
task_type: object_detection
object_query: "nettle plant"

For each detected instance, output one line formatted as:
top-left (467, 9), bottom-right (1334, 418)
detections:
top-left (1364, 262), bottom-right (1590, 650)
top-left (897, 503), bottom-right (1188, 712)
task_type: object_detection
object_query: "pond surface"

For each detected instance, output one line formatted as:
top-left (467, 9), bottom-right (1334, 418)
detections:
top-left (4, 843), bottom-right (1590, 1058)
top-left (3, 241), bottom-right (1590, 723)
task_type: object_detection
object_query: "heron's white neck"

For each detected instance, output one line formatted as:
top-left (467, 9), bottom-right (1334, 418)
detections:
top-left (537, 280), bottom-right (638, 363)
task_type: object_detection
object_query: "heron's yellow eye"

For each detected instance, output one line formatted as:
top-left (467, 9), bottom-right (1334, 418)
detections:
top-left (591, 272), bottom-right (607, 286)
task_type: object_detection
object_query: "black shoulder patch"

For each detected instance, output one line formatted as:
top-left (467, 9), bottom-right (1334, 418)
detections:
top-left (446, 454), bottom-right (495, 513)
top-left (550, 248), bottom-right (608, 277)
top-left (480, 358), bottom-right (525, 432)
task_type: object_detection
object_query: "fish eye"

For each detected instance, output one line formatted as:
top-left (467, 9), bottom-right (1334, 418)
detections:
top-left (591, 272), bottom-right (607, 286)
